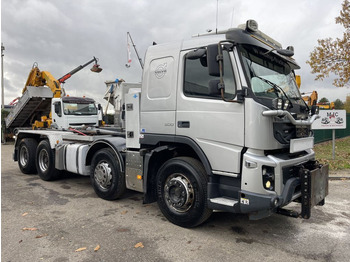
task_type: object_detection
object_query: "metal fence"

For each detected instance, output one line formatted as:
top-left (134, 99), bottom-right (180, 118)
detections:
top-left (314, 113), bottom-right (350, 143)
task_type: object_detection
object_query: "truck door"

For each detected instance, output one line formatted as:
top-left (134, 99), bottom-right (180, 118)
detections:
top-left (176, 48), bottom-right (244, 174)
top-left (52, 101), bottom-right (65, 128)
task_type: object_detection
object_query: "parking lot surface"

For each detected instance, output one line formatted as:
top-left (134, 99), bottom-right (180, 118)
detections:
top-left (1, 143), bottom-right (350, 262)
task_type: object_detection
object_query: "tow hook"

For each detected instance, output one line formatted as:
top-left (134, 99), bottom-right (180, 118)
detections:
top-left (276, 208), bottom-right (299, 218)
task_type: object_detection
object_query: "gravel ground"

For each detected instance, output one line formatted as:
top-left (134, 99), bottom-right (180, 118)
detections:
top-left (2, 142), bottom-right (350, 262)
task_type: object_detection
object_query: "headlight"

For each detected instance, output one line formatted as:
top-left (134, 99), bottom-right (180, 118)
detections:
top-left (272, 98), bottom-right (283, 110)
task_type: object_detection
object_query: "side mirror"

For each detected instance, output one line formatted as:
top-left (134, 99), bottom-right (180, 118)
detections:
top-left (186, 48), bottom-right (207, 67)
top-left (54, 103), bottom-right (62, 117)
top-left (186, 48), bottom-right (206, 60)
top-left (207, 44), bottom-right (223, 77)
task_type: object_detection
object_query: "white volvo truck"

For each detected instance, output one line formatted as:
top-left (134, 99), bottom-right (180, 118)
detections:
top-left (13, 20), bottom-right (328, 227)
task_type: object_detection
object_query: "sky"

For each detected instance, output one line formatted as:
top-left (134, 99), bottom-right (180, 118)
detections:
top-left (1, 0), bottom-right (349, 109)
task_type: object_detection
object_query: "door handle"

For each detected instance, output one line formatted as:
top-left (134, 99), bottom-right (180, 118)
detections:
top-left (178, 121), bottom-right (190, 128)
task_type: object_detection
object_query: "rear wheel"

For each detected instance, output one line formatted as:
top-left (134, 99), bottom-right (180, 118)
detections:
top-left (18, 138), bottom-right (38, 174)
top-left (156, 157), bottom-right (212, 228)
top-left (90, 148), bottom-right (126, 200)
top-left (36, 140), bottom-right (59, 181)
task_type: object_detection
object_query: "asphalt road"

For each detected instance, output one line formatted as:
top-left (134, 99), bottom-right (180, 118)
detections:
top-left (1, 143), bottom-right (350, 262)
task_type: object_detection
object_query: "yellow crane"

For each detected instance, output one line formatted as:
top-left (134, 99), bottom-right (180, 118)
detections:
top-left (6, 57), bottom-right (102, 129)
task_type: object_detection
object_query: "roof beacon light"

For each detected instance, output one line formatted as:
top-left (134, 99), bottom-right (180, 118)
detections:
top-left (246, 20), bottom-right (258, 32)
top-left (287, 46), bottom-right (294, 52)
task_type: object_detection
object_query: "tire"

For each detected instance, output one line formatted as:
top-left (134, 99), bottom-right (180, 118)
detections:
top-left (18, 138), bottom-right (38, 174)
top-left (36, 140), bottom-right (59, 181)
top-left (156, 157), bottom-right (212, 228)
top-left (90, 148), bottom-right (126, 200)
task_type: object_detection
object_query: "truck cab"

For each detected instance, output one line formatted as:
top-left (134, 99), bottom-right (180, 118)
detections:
top-left (135, 20), bottom-right (328, 224)
top-left (51, 96), bottom-right (99, 129)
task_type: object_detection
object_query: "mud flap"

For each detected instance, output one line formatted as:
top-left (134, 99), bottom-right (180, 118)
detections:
top-left (301, 163), bottom-right (329, 219)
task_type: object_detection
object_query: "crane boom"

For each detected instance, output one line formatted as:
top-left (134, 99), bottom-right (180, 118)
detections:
top-left (58, 57), bottom-right (100, 83)
top-left (22, 64), bottom-right (61, 98)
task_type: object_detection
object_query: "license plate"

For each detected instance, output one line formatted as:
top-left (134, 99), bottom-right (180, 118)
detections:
top-left (290, 137), bottom-right (314, 153)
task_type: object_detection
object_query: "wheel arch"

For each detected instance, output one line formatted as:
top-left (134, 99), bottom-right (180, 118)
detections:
top-left (86, 139), bottom-right (125, 173)
top-left (15, 133), bottom-right (41, 146)
top-left (142, 135), bottom-right (212, 204)
top-left (15, 132), bottom-right (58, 151)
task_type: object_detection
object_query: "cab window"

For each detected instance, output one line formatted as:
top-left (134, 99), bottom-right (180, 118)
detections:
top-left (184, 49), bottom-right (236, 100)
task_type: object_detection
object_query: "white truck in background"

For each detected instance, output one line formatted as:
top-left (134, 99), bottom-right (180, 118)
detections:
top-left (5, 57), bottom-right (103, 131)
top-left (13, 20), bottom-right (328, 228)
top-left (50, 96), bottom-right (102, 129)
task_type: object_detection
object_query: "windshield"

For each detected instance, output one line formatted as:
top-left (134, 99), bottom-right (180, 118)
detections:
top-left (239, 45), bottom-right (302, 102)
top-left (63, 102), bottom-right (97, 115)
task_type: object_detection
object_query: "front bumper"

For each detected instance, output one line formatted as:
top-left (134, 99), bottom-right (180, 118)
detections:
top-left (239, 161), bottom-right (329, 220)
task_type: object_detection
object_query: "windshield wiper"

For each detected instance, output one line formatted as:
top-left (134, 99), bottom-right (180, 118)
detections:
top-left (255, 76), bottom-right (293, 108)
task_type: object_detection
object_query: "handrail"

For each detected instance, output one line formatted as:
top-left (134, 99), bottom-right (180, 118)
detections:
top-left (262, 110), bottom-right (320, 126)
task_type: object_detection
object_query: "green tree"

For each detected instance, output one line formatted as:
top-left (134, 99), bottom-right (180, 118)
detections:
top-left (334, 98), bottom-right (344, 109)
top-left (318, 97), bottom-right (329, 104)
top-left (344, 95), bottom-right (350, 113)
top-left (307, 0), bottom-right (350, 87)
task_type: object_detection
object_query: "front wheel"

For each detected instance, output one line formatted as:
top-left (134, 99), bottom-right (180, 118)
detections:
top-left (90, 148), bottom-right (126, 200)
top-left (157, 157), bottom-right (212, 228)
top-left (36, 140), bottom-right (59, 181)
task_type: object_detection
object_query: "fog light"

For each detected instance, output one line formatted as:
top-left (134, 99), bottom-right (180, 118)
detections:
top-left (265, 180), bottom-right (271, 189)
top-left (263, 176), bottom-right (274, 190)
top-left (263, 166), bottom-right (275, 191)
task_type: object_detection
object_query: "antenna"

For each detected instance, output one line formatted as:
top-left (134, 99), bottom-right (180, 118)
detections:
top-left (230, 7), bottom-right (234, 28)
top-left (126, 32), bottom-right (144, 70)
top-left (216, 0), bottom-right (219, 34)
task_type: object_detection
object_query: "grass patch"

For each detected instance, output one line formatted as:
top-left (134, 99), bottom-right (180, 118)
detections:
top-left (314, 136), bottom-right (350, 170)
